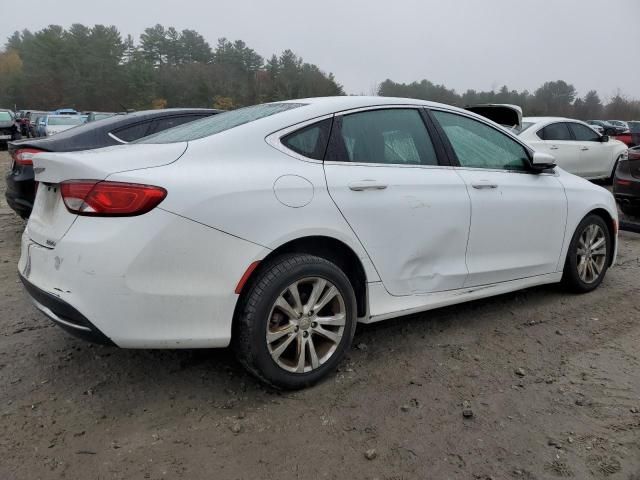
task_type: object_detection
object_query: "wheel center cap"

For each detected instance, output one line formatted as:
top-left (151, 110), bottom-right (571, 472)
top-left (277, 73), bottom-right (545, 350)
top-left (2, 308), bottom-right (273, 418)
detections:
top-left (299, 318), bottom-right (311, 330)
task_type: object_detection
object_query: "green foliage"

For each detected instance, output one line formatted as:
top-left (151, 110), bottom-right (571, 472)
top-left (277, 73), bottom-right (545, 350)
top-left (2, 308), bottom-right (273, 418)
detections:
top-left (379, 79), bottom-right (640, 120)
top-left (0, 24), bottom-right (344, 111)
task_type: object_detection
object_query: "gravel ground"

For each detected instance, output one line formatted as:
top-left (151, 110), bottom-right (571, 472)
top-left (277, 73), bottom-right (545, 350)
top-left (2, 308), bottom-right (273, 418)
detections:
top-left (0, 150), bottom-right (639, 480)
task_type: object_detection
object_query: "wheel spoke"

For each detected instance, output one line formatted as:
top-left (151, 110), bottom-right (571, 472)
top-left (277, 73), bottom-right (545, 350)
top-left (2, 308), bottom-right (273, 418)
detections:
top-left (315, 313), bottom-right (346, 326)
top-left (590, 236), bottom-right (605, 250)
top-left (288, 283), bottom-right (303, 315)
top-left (305, 279), bottom-right (327, 313)
top-left (270, 332), bottom-right (297, 361)
top-left (592, 247), bottom-right (606, 257)
top-left (267, 324), bottom-right (295, 344)
top-left (313, 285), bottom-right (338, 312)
top-left (295, 335), bottom-right (307, 373)
top-left (274, 295), bottom-right (299, 320)
top-left (590, 258), bottom-right (602, 276)
top-left (578, 257), bottom-right (587, 278)
top-left (313, 325), bottom-right (341, 344)
top-left (307, 336), bottom-right (320, 369)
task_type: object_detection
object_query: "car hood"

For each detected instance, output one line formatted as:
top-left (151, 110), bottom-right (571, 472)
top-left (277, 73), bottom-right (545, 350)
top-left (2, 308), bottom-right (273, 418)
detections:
top-left (465, 104), bottom-right (522, 129)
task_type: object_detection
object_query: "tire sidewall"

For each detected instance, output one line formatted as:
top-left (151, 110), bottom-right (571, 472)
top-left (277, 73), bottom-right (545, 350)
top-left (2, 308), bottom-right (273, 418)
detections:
top-left (241, 256), bottom-right (357, 389)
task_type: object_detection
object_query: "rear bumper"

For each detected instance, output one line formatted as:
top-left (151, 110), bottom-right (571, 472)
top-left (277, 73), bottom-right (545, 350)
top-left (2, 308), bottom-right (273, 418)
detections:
top-left (18, 208), bottom-right (265, 349)
top-left (613, 160), bottom-right (640, 205)
top-left (20, 274), bottom-right (115, 345)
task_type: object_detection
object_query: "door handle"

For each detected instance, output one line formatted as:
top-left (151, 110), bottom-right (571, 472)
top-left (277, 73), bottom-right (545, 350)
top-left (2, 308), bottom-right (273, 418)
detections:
top-left (549, 145), bottom-right (559, 150)
top-left (471, 183), bottom-right (498, 190)
top-left (581, 147), bottom-right (589, 151)
top-left (348, 180), bottom-right (388, 191)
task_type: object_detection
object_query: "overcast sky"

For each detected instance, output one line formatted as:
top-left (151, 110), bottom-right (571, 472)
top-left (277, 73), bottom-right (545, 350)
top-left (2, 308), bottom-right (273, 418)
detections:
top-left (2, 0), bottom-right (639, 100)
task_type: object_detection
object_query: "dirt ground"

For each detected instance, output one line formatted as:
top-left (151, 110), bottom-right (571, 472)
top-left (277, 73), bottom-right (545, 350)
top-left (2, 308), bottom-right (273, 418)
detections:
top-left (0, 150), bottom-right (639, 480)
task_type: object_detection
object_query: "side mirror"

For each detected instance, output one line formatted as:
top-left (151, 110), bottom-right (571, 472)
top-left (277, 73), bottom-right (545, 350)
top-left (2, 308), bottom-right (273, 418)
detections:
top-left (600, 135), bottom-right (609, 143)
top-left (531, 151), bottom-right (556, 171)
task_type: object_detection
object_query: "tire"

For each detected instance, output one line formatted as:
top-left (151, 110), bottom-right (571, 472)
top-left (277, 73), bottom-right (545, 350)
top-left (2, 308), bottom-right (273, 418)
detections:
top-left (233, 253), bottom-right (357, 389)
top-left (561, 214), bottom-right (611, 293)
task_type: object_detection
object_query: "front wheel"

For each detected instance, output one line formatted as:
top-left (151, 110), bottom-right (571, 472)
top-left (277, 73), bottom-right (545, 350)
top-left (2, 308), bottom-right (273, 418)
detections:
top-left (561, 215), bottom-right (611, 293)
top-left (233, 254), bottom-right (357, 389)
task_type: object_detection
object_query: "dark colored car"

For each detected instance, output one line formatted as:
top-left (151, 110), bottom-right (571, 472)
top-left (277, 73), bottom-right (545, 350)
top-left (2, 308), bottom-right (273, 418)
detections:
top-left (0, 109), bottom-right (20, 147)
top-left (6, 108), bottom-right (220, 218)
top-left (628, 121), bottom-right (640, 147)
top-left (613, 146), bottom-right (640, 217)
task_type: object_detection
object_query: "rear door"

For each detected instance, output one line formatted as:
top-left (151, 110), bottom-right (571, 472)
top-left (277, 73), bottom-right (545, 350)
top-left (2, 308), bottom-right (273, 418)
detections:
top-left (323, 107), bottom-right (471, 296)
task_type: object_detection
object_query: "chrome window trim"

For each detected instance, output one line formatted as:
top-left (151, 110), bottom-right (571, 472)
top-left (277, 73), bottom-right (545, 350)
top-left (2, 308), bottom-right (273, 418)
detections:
top-left (265, 114), bottom-right (334, 164)
top-left (108, 132), bottom-right (128, 144)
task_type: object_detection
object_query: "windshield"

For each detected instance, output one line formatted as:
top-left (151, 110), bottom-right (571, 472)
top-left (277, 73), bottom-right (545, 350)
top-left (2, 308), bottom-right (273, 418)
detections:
top-left (0, 112), bottom-right (12, 121)
top-left (138, 103), bottom-right (305, 144)
top-left (48, 116), bottom-right (84, 126)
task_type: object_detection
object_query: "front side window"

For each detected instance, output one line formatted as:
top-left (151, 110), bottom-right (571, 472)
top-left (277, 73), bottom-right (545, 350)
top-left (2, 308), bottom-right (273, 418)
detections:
top-left (325, 109), bottom-right (438, 165)
top-left (569, 123), bottom-right (601, 142)
top-left (432, 110), bottom-right (529, 171)
top-left (281, 118), bottom-right (332, 160)
top-left (537, 123), bottom-right (573, 141)
top-left (138, 103), bottom-right (305, 144)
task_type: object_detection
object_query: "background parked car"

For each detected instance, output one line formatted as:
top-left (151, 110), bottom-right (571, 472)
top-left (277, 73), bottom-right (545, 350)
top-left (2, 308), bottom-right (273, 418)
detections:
top-left (5, 108), bottom-right (220, 218)
top-left (86, 111), bottom-right (116, 122)
top-left (587, 120), bottom-right (626, 136)
top-left (38, 114), bottom-right (85, 136)
top-left (628, 121), bottom-right (640, 147)
top-left (613, 146), bottom-right (640, 217)
top-left (517, 117), bottom-right (628, 181)
top-left (0, 109), bottom-right (21, 147)
top-left (607, 120), bottom-right (629, 130)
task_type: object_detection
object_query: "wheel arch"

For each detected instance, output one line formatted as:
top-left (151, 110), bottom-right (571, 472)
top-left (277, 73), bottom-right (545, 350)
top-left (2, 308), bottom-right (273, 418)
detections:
top-left (234, 235), bottom-right (369, 319)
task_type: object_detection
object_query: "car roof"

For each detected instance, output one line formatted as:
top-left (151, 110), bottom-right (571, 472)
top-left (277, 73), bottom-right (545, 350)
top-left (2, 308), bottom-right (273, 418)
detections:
top-left (10, 108), bottom-right (221, 152)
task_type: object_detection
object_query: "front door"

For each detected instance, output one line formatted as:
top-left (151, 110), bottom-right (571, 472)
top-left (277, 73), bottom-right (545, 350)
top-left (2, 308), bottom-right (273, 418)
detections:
top-left (431, 109), bottom-right (567, 286)
top-left (323, 107), bottom-right (471, 296)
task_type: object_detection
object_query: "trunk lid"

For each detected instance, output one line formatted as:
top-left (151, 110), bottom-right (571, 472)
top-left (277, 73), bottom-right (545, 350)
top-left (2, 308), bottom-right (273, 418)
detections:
top-left (28, 142), bottom-right (187, 247)
top-left (465, 104), bottom-right (522, 130)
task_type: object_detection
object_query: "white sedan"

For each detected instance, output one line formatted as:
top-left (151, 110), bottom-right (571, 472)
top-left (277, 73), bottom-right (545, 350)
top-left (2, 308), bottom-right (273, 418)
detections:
top-left (19, 96), bottom-right (618, 389)
top-left (518, 117), bottom-right (628, 180)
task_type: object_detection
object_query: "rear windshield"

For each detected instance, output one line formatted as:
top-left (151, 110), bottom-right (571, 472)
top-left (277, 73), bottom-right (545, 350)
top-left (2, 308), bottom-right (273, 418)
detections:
top-left (137, 103), bottom-right (305, 144)
top-left (0, 112), bottom-right (12, 121)
top-left (48, 116), bottom-right (84, 126)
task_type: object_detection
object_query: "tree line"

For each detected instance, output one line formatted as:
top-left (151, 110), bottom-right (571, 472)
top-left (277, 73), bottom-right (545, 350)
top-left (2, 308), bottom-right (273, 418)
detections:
top-left (0, 24), bottom-right (343, 111)
top-left (0, 23), bottom-right (638, 121)
top-left (378, 79), bottom-right (640, 121)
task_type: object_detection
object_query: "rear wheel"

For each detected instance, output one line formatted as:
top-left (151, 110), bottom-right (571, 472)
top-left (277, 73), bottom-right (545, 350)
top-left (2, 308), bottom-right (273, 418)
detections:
top-left (234, 254), bottom-right (357, 389)
top-left (561, 215), bottom-right (611, 293)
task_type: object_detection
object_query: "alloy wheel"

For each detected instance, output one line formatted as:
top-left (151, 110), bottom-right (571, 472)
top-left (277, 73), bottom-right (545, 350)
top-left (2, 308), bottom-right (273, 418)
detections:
top-left (576, 224), bottom-right (607, 284)
top-left (266, 277), bottom-right (346, 373)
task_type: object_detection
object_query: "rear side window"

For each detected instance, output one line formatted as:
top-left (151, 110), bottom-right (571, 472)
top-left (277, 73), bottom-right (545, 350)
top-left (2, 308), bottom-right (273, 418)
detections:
top-left (325, 109), bottom-right (438, 165)
top-left (138, 103), bottom-right (305, 144)
top-left (281, 118), bottom-right (332, 160)
top-left (112, 121), bottom-right (152, 142)
top-left (432, 110), bottom-right (529, 171)
top-left (148, 115), bottom-right (209, 135)
top-left (537, 123), bottom-right (572, 141)
top-left (569, 123), bottom-right (600, 142)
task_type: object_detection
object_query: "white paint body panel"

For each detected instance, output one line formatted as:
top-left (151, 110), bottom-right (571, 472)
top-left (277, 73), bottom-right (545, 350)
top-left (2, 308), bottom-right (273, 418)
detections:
top-left (22, 97), bottom-right (619, 348)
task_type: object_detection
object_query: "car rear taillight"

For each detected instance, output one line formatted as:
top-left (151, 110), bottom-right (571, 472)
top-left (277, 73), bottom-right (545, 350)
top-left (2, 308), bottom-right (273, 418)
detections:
top-left (60, 180), bottom-right (167, 216)
top-left (628, 148), bottom-right (640, 161)
top-left (12, 148), bottom-right (44, 166)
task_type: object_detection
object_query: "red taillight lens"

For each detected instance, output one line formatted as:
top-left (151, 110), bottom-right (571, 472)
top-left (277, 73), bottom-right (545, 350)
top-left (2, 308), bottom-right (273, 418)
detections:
top-left (60, 180), bottom-right (167, 216)
top-left (12, 148), bottom-right (44, 166)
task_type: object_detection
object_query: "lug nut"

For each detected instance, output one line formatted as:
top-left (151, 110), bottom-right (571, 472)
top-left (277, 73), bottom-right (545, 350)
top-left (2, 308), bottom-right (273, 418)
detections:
top-left (303, 331), bottom-right (309, 338)
top-left (311, 322), bottom-right (317, 328)
top-left (294, 326), bottom-right (299, 332)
